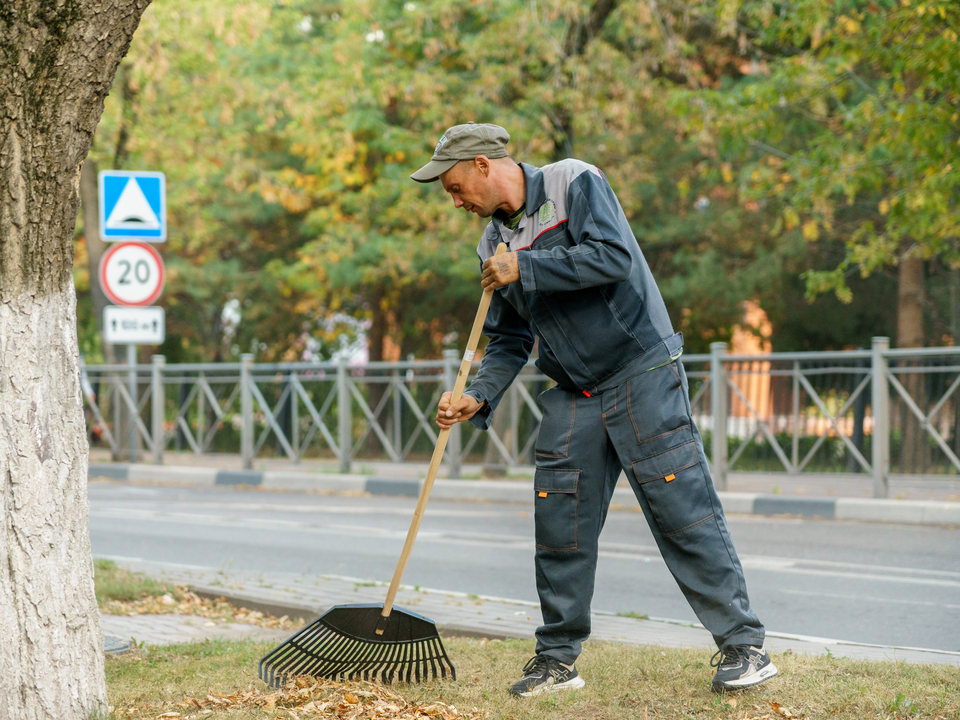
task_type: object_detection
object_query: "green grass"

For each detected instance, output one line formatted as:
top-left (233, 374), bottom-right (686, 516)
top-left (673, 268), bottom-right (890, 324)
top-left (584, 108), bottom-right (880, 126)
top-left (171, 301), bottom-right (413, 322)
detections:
top-left (104, 637), bottom-right (960, 719)
top-left (94, 559), bottom-right (173, 606)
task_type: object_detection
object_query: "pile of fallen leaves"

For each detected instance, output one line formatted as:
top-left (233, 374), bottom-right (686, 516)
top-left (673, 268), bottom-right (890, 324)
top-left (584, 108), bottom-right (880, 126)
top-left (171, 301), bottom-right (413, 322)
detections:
top-left (113, 676), bottom-right (484, 719)
top-left (101, 585), bottom-right (303, 631)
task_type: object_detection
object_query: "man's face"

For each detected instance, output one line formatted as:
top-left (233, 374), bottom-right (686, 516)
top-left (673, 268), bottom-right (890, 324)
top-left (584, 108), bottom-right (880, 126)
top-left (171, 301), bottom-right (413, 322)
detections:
top-left (439, 159), bottom-right (496, 218)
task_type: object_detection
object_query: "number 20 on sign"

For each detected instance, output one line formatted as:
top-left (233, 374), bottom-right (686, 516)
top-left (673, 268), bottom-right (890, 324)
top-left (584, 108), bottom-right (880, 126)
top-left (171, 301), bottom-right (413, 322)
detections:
top-left (98, 241), bottom-right (165, 307)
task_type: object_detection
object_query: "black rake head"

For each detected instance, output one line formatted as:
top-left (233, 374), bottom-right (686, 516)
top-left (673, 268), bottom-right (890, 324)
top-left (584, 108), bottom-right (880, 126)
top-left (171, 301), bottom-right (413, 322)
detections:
top-left (258, 603), bottom-right (456, 688)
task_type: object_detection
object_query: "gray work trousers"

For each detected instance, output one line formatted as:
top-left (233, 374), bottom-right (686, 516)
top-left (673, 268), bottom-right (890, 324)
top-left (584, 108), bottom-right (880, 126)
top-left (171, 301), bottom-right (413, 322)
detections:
top-left (532, 359), bottom-right (764, 663)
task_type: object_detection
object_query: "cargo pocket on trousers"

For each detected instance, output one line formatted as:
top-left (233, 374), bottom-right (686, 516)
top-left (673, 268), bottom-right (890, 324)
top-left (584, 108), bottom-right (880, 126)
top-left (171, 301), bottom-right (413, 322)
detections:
top-left (631, 441), bottom-right (714, 538)
top-left (534, 387), bottom-right (575, 460)
top-left (533, 469), bottom-right (579, 551)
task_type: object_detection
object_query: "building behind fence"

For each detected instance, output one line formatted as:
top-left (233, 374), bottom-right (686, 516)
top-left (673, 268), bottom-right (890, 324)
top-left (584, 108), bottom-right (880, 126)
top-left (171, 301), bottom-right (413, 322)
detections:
top-left (81, 337), bottom-right (960, 498)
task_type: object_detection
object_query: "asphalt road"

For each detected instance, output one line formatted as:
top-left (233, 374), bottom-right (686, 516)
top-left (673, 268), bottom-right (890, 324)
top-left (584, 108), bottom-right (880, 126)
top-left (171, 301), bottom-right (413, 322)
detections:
top-left (88, 483), bottom-right (960, 652)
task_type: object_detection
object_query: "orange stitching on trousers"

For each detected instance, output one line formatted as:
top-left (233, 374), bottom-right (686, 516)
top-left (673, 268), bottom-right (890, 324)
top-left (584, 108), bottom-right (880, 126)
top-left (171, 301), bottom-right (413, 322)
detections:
top-left (663, 513), bottom-right (715, 538)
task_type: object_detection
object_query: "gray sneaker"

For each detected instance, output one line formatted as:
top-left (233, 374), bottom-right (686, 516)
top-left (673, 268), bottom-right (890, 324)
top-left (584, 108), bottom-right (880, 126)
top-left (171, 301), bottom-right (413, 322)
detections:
top-left (508, 655), bottom-right (586, 697)
top-left (711, 645), bottom-right (778, 691)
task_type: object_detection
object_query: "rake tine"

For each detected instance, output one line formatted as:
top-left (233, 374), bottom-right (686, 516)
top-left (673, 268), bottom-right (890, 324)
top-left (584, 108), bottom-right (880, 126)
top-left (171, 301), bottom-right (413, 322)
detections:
top-left (407, 643), bottom-right (417, 684)
top-left (280, 629), bottom-right (338, 681)
top-left (271, 623), bottom-right (332, 677)
top-left (382, 642), bottom-right (400, 683)
top-left (429, 638), bottom-right (440, 680)
top-left (344, 636), bottom-right (380, 681)
top-left (384, 639), bottom-right (405, 682)
top-left (312, 636), bottom-right (358, 681)
top-left (286, 632), bottom-right (345, 682)
top-left (363, 638), bottom-right (390, 682)
top-left (366, 639), bottom-right (394, 681)
top-left (417, 638), bottom-right (426, 684)
top-left (429, 637), bottom-right (441, 679)
top-left (443, 640), bottom-right (454, 679)
top-left (342, 635), bottom-right (380, 680)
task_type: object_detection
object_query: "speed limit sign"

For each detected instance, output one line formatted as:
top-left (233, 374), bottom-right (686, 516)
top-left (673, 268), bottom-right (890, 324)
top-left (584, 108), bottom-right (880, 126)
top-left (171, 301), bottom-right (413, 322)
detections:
top-left (98, 241), bottom-right (165, 307)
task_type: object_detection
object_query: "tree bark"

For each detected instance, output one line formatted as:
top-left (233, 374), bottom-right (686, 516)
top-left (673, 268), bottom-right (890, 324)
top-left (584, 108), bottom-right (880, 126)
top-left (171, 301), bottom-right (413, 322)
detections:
top-left (364, 285), bottom-right (388, 456)
top-left (0, 2), bottom-right (151, 718)
top-left (897, 255), bottom-right (925, 349)
top-left (897, 254), bottom-right (927, 473)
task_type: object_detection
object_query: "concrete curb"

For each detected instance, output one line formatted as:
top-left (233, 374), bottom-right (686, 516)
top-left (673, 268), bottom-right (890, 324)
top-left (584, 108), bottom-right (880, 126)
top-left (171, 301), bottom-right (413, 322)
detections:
top-left (89, 463), bottom-right (960, 526)
top-left (190, 581), bottom-right (960, 664)
top-left (109, 559), bottom-right (960, 665)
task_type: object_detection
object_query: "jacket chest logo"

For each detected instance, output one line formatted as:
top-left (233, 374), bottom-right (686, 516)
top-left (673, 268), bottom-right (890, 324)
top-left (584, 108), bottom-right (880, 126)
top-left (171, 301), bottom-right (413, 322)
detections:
top-left (538, 200), bottom-right (556, 227)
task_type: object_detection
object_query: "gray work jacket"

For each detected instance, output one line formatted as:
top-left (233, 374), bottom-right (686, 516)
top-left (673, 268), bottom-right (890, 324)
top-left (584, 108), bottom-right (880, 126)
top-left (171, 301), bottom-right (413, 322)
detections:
top-left (464, 160), bottom-right (678, 430)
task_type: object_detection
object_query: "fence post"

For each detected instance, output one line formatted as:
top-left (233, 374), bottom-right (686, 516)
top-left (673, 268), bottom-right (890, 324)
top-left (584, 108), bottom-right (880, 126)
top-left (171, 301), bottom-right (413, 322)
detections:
top-left (151, 355), bottom-right (165, 465)
top-left (241, 354), bottom-right (254, 470)
top-left (338, 356), bottom-right (352, 474)
top-left (871, 336), bottom-right (890, 498)
top-left (126, 344), bottom-right (138, 462)
top-left (444, 349), bottom-right (462, 479)
top-left (290, 371), bottom-right (299, 462)
top-left (710, 342), bottom-right (728, 491)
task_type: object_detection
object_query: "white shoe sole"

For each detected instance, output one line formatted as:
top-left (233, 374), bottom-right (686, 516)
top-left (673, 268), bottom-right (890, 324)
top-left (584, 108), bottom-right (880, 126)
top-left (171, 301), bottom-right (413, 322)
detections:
top-left (516, 676), bottom-right (586, 697)
top-left (713, 663), bottom-right (779, 691)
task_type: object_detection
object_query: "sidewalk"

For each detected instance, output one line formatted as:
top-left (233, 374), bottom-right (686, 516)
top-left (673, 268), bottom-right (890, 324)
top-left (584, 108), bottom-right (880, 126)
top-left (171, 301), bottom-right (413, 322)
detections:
top-left (100, 557), bottom-right (960, 667)
top-left (89, 448), bottom-right (960, 502)
top-left (89, 456), bottom-right (960, 526)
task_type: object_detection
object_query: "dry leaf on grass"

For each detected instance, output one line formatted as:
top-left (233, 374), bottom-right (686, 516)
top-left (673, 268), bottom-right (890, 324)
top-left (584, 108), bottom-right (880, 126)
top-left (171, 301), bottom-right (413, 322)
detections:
top-left (769, 700), bottom-right (800, 718)
top-left (116, 676), bottom-right (483, 719)
top-left (102, 585), bottom-right (304, 630)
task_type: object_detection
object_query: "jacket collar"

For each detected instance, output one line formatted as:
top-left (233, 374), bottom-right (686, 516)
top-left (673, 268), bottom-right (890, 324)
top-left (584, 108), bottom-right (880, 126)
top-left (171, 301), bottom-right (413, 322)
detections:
top-left (519, 162), bottom-right (546, 215)
top-left (493, 162), bottom-right (545, 224)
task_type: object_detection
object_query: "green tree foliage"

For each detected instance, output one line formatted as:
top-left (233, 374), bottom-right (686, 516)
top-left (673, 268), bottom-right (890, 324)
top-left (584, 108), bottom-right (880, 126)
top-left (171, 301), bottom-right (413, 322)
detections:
top-left (77, 0), bottom-right (949, 363)
top-left (674, 0), bottom-right (959, 338)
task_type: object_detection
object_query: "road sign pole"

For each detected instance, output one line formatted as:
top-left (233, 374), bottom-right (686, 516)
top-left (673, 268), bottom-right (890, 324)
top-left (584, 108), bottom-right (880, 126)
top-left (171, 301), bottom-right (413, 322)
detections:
top-left (127, 343), bottom-right (138, 462)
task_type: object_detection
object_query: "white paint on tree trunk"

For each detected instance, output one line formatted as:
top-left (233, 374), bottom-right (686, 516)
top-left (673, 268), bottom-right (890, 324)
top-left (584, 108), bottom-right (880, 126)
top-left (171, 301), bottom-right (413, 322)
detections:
top-left (0, 279), bottom-right (106, 719)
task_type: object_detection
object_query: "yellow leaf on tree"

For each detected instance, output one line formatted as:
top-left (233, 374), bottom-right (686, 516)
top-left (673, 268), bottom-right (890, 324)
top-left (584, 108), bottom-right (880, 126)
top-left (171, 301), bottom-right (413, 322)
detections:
top-left (879, 199), bottom-right (890, 215)
top-left (802, 220), bottom-right (819, 241)
top-left (783, 207), bottom-right (800, 230)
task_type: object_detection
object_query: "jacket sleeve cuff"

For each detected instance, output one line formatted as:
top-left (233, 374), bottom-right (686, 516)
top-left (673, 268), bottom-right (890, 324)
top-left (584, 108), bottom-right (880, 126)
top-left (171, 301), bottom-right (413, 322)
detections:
top-left (464, 390), bottom-right (493, 430)
top-left (517, 250), bottom-right (538, 294)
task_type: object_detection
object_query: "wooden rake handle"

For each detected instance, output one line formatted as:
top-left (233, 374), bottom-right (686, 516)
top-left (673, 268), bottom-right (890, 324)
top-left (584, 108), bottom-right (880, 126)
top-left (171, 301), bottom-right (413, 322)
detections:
top-left (379, 242), bottom-right (508, 623)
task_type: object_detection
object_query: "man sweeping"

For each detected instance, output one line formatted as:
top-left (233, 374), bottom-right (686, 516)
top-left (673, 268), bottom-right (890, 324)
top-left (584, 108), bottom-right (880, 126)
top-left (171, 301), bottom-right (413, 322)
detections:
top-left (412, 122), bottom-right (777, 696)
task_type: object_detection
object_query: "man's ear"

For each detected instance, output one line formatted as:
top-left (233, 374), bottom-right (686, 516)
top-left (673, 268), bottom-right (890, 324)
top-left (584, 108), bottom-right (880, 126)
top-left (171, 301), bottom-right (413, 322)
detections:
top-left (474, 155), bottom-right (490, 176)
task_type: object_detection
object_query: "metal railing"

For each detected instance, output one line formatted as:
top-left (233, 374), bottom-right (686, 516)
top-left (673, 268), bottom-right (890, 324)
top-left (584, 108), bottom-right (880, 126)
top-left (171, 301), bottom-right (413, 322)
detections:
top-left (81, 337), bottom-right (960, 497)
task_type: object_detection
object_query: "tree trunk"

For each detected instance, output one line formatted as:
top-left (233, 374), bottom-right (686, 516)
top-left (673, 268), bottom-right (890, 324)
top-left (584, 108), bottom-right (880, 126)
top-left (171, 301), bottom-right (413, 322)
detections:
top-left (364, 285), bottom-right (388, 456)
top-left (897, 255), bottom-right (925, 349)
top-left (551, 0), bottom-right (620, 161)
top-left (897, 254), bottom-right (927, 473)
top-left (0, 3), bottom-right (151, 719)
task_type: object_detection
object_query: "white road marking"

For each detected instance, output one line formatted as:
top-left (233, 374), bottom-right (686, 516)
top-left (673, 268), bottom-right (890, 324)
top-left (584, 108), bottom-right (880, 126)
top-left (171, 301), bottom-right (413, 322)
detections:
top-left (781, 588), bottom-right (960, 610)
top-left (89, 508), bottom-right (960, 588)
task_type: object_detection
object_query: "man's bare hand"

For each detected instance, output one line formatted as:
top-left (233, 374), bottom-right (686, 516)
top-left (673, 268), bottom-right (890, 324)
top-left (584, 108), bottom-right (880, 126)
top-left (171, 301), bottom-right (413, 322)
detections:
top-left (436, 392), bottom-right (484, 428)
top-left (481, 252), bottom-right (520, 290)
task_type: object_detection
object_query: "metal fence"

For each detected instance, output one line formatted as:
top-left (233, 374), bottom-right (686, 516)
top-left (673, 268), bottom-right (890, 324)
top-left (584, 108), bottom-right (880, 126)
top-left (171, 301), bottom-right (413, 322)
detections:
top-left (81, 337), bottom-right (960, 497)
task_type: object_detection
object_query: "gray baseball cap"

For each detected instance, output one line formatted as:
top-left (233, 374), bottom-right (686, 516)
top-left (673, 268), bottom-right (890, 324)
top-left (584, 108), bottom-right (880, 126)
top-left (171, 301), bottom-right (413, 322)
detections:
top-left (410, 122), bottom-right (510, 183)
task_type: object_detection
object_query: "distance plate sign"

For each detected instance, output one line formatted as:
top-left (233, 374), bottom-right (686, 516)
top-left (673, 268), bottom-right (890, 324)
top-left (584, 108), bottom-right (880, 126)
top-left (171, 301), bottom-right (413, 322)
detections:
top-left (103, 306), bottom-right (166, 345)
top-left (99, 242), bottom-right (165, 307)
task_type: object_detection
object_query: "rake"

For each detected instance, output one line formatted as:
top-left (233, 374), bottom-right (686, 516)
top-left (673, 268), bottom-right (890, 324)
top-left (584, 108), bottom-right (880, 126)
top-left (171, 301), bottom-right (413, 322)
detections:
top-left (259, 242), bottom-right (509, 687)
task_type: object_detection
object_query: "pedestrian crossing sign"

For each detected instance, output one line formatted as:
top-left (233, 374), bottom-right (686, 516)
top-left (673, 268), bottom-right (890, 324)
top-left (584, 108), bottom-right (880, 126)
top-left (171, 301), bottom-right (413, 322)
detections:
top-left (98, 170), bottom-right (166, 242)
